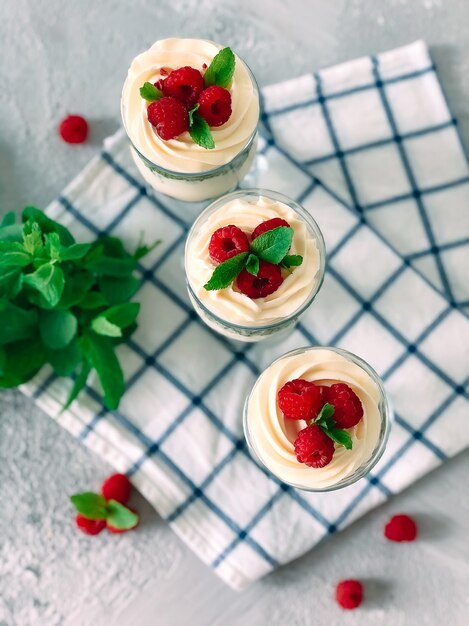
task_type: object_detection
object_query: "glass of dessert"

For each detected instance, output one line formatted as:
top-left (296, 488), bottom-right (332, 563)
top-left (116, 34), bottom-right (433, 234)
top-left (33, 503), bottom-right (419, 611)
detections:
top-left (243, 346), bottom-right (391, 491)
top-left (121, 38), bottom-right (259, 202)
top-left (184, 189), bottom-right (326, 342)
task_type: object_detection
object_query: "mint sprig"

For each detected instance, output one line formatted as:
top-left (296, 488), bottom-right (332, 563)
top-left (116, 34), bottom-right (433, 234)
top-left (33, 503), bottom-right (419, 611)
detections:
top-left (203, 226), bottom-right (303, 291)
top-left (0, 208), bottom-right (158, 410)
top-left (70, 491), bottom-right (139, 530)
top-left (139, 81), bottom-right (162, 102)
top-left (203, 47), bottom-right (236, 88)
top-left (189, 113), bottom-right (215, 150)
top-left (311, 403), bottom-right (353, 450)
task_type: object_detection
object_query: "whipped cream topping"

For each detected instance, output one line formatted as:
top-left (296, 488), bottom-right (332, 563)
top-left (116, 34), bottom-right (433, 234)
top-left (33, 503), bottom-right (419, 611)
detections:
top-left (185, 195), bottom-right (322, 327)
top-left (246, 348), bottom-right (384, 489)
top-left (121, 38), bottom-right (259, 173)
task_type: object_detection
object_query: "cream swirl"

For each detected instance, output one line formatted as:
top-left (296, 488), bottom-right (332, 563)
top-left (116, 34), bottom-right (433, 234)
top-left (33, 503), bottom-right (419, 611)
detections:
top-left (121, 38), bottom-right (259, 173)
top-left (246, 348), bottom-right (384, 489)
top-left (185, 195), bottom-right (322, 326)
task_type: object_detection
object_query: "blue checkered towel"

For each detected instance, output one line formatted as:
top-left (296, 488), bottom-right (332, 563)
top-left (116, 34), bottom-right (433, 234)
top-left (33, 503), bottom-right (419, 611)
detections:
top-left (22, 40), bottom-right (469, 590)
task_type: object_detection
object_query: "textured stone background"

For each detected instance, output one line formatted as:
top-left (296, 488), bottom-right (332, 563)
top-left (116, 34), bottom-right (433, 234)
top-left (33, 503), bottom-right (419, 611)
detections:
top-left (1, 1), bottom-right (469, 624)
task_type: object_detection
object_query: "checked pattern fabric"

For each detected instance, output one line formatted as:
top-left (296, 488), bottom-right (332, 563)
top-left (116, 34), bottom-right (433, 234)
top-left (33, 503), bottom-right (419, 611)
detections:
top-left (22, 41), bottom-right (469, 589)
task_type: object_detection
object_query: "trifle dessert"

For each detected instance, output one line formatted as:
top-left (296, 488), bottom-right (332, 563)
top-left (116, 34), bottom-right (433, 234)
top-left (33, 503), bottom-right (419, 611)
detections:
top-left (244, 347), bottom-right (391, 490)
top-left (121, 38), bottom-right (259, 201)
top-left (185, 189), bottom-right (326, 342)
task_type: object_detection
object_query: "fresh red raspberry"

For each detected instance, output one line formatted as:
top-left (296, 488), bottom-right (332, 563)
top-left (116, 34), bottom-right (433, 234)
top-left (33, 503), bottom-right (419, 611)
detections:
top-left (324, 383), bottom-right (363, 429)
top-left (294, 424), bottom-right (335, 468)
top-left (236, 261), bottom-right (283, 299)
top-left (101, 473), bottom-right (131, 505)
top-left (278, 379), bottom-right (323, 420)
top-left (59, 115), bottom-right (89, 144)
top-left (106, 508), bottom-right (139, 534)
top-left (208, 225), bottom-right (249, 263)
top-left (75, 514), bottom-right (106, 536)
top-left (197, 86), bottom-right (232, 127)
top-left (147, 97), bottom-right (189, 140)
top-left (335, 579), bottom-right (363, 610)
top-left (162, 66), bottom-right (205, 107)
top-left (251, 218), bottom-right (290, 240)
top-left (384, 514), bottom-right (418, 542)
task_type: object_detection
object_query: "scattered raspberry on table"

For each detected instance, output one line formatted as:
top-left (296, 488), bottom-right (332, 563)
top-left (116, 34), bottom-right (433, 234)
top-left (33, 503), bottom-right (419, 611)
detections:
top-left (59, 115), bottom-right (89, 144)
top-left (384, 514), bottom-right (418, 542)
top-left (335, 579), bottom-right (363, 609)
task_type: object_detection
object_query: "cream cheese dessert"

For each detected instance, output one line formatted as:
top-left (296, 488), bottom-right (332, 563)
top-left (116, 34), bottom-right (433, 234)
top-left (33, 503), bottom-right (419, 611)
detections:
top-left (244, 347), bottom-right (391, 490)
top-left (121, 38), bottom-right (259, 201)
top-left (185, 189), bottom-right (326, 341)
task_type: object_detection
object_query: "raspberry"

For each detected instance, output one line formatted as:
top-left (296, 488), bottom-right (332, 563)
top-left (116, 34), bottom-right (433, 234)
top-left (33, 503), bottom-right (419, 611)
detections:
top-left (384, 514), bottom-right (418, 542)
top-left (208, 225), bottom-right (249, 263)
top-left (335, 579), bottom-right (363, 610)
top-left (59, 115), bottom-right (89, 144)
top-left (294, 425), bottom-right (335, 468)
top-left (147, 97), bottom-right (189, 140)
top-left (197, 86), bottom-right (232, 127)
top-left (324, 383), bottom-right (363, 429)
top-left (278, 379), bottom-right (323, 420)
top-left (236, 261), bottom-right (283, 299)
top-left (101, 473), bottom-right (131, 505)
top-left (75, 514), bottom-right (106, 536)
top-left (162, 66), bottom-right (205, 107)
top-left (106, 508), bottom-right (139, 534)
top-left (251, 218), bottom-right (290, 240)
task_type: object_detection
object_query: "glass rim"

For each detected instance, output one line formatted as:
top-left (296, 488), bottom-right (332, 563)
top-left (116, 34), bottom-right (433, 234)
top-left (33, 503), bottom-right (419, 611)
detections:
top-left (121, 55), bottom-right (260, 179)
top-left (243, 345), bottom-right (392, 492)
top-left (184, 188), bottom-right (327, 332)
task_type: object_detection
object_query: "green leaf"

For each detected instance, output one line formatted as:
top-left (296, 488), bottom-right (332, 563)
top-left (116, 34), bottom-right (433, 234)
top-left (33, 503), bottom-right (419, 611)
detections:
top-left (22, 207), bottom-right (75, 246)
top-left (106, 500), bottom-right (139, 530)
top-left (48, 338), bottom-right (82, 376)
top-left (139, 81), bottom-right (162, 101)
top-left (0, 346), bottom-right (5, 376)
top-left (188, 103), bottom-right (200, 126)
top-left (80, 332), bottom-right (125, 410)
top-left (22, 221), bottom-right (44, 256)
top-left (63, 359), bottom-right (92, 410)
top-left (60, 242), bottom-right (92, 261)
top-left (322, 426), bottom-right (353, 450)
top-left (78, 291), bottom-right (108, 310)
top-left (39, 309), bottom-right (77, 350)
top-left (0, 301), bottom-right (38, 346)
top-left (250, 226), bottom-right (294, 265)
top-left (91, 317), bottom-right (122, 338)
top-left (314, 403), bottom-right (335, 423)
top-left (245, 254), bottom-right (259, 276)
top-left (203, 47), bottom-right (236, 88)
top-left (0, 241), bottom-right (31, 268)
top-left (84, 255), bottom-right (137, 277)
top-left (45, 232), bottom-right (62, 262)
top-left (23, 262), bottom-right (65, 307)
top-left (189, 113), bottom-right (215, 150)
top-left (1, 212), bottom-right (16, 227)
top-left (99, 275), bottom-right (140, 305)
top-left (0, 337), bottom-right (46, 387)
top-left (204, 252), bottom-right (248, 291)
top-left (70, 492), bottom-right (109, 520)
top-left (57, 271), bottom-right (95, 309)
top-left (94, 302), bottom-right (140, 329)
top-left (0, 223), bottom-right (23, 242)
top-left (0, 267), bottom-right (23, 298)
top-left (133, 239), bottom-right (161, 261)
top-left (280, 254), bottom-right (303, 269)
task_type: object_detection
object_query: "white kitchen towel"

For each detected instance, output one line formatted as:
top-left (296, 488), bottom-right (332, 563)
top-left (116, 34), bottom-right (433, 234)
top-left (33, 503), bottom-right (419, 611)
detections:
top-left (21, 40), bottom-right (469, 590)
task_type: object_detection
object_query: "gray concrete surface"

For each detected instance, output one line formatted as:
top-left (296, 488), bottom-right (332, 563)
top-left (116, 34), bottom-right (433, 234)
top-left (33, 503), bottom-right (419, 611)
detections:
top-left (1, 1), bottom-right (469, 624)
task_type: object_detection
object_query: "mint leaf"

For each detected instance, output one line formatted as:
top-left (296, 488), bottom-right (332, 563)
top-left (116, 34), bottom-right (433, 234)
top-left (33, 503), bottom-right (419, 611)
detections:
top-left (60, 242), bottom-right (91, 261)
top-left (23, 262), bottom-right (65, 307)
top-left (322, 427), bottom-right (353, 450)
top-left (280, 254), bottom-right (303, 269)
top-left (0, 241), bottom-right (31, 268)
top-left (204, 252), bottom-right (248, 291)
top-left (250, 227), bottom-right (293, 265)
top-left (57, 271), bottom-right (95, 309)
top-left (70, 492), bottom-right (109, 520)
top-left (80, 332), bottom-right (125, 410)
top-left (45, 232), bottom-right (62, 262)
top-left (63, 360), bottom-right (92, 410)
top-left (99, 275), bottom-right (140, 305)
top-left (106, 500), bottom-right (139, 530)
top-left (0, 337), bottom-right (46, 387)
top-left (314, 403), bottom-right (335, 423)
top-left (0, 301), bottom-right (37, 346)
top-left (188, 103), bottom-right (200, 126)
top-left (84, 254), bottom-right (137, 277)
top-left (91, 317), bottom-right (122, 338)
top-left (139, 81), bottom-right (162, 101)
top-left (1, 212), bottom-right (16, 227)
top-left (39, 309), bottom-right (77, 350)
top-left (78, 291), bottom-right (108, 310)
top-left (133, 239), bottom-right (161, 261)
top-left (22, 221), bottom-right (44, 256)
top-left (189, 113), bottom-right (215, 150)
top-left (203, 47), bottom-right (235, 88)
top-left (0, 267), bottom-right (23, 298)
top-left (48, 338), bottom-right (82, 376)
top-left (245, 253), bottom-right (259, 276)
top-left (94, 303), bottom-right (140, 330)
top-left (0, 223), bottom-right (23, 242)
top-left (22, 207), bottom-right (75, 246)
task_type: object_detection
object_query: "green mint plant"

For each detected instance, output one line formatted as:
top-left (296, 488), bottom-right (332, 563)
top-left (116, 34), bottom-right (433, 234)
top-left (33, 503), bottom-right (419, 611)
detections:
top-left (0, 207), bottom-right (158, 410)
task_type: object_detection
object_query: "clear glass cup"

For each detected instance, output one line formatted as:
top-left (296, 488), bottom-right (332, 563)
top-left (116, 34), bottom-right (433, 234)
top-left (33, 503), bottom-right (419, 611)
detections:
top-left (121, 61), bottom-right (259, 203)
top-left (184, 188), bottom-right (326, 343)
top-left (243, 346), bottom-right (392, 491)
